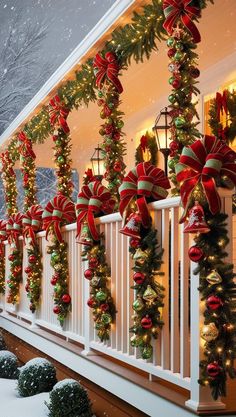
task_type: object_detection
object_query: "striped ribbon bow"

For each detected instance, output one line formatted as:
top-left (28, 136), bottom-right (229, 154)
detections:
top-left (176, 135), bottom-right (236, 220)
top-left (0, 220), bottom-right (7, 256)
top-left (23, 205), bottom-right (43, 246)
top-left (7, 213), bottom-right (23, 246)
top-left (42, 195), bottom-right (75, 242)
top-left (18, 131), bottom-right (36, 159)
top-left (76, 181), bottom-right (113, 241)
top-left (93, 52), bottom-right (123, 94)
top-left (119, 162), bottom-right (170, 228)
top-left (163, 0), bottom-right (201, 43)
top-left (49, 95), bottom-right (70, 134)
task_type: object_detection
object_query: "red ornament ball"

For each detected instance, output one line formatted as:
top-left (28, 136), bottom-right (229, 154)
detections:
top-left (207, 362), bottom-right (221, 378)
top-left (84, 269), bottom-right (93, 280)
top-left (130, 238), bottom-right (140, 249)
top-left (50, 277), bottom-right (58, 286)
top-left (141, 316), bottom-right (152, 329)
top-left (8, 254), bottom-right (15, 262)
top-left (62, 294), bottom-right (71, 304)
top-left (207, 295), bottom-right (223, 310)
top-left (89, 257), bottom-right (99, 269)
top-left (113, 132), bottom-right (120, 141)
top-left (100, 303), bottom-right (109, 312)
top-left (113, 162), bottom-right (122, 172)
top-left (133, 272), bottom-right (145, 285)
top-left (53, 306), bottom-right (60, 314)
top-left (24, 266), bottom-right (32, 274)
top-left (29, 254), bottom-right (36, 263)
top-left (167, 48), bottom-right (176, 58)
top-left (87, 298), bottom-right (96, 308)
top-left (172, 79), bottom-right (181, 89)
top-left (188, 246), bottom-right (204, 262)
top-left (190, 66), bottom-right (200, 79)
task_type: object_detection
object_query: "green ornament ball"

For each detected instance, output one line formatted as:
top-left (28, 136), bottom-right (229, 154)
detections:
top-left (117, 120), bottom-right (124, 128)
top-left (55, 140), bottom-right (61, 146)
top-left (101, 313), bottom-right (112, 325)
top-left (175, 42), bottom-right (184, 51)
top-left (98, 90), bottom-right (103, 98)
top-left (168, 94), bottom-right (176, 104)
top-left (168, 76), bottom-right (175, 85)
top-left (95, 322), bottom-right (104, 330)
top-left (96, 290), bottom-right (107, 302)
top-left (167, 37), bottom-right (175, 47)
top-left (168, 158), bottom-right (178, 171)
top-left (130, 334), bottom-right (143, 347)
top-left (51, 252), bottom-right (60, 263)
top-left (141, 344), bottom-right (153, 360)
top-left (57, 156), bottom-right (65, 164)
top-left (174, 116), bottom-right (186, 128)
top-left (174, 51), bottom-right (184, 61)
top-left (132, 297), bottom-right (144, 312)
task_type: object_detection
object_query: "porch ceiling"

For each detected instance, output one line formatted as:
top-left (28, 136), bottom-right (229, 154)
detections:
top-left (8, 0), bottom-right (236, 179)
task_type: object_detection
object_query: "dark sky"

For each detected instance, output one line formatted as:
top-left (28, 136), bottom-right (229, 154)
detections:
top-left (0, 0), bottom-right (114, 133)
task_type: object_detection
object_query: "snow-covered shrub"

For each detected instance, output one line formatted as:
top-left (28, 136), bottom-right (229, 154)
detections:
top-left (0, 332), bottom-right (6, 350)
top-left (17, 357), bottom-right (57, 397)
top-left (46, 379), bottom-right (93, 417)
top-left (0, 350), bottom-right (18, 379)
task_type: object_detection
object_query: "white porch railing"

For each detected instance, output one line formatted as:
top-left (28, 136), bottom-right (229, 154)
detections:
top-left (0, 191), bottom-right (234, 411)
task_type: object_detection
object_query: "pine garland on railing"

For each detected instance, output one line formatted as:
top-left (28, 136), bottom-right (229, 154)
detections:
top-left (18, 131), bottom-right (37, 211)
top-left (76, 181), bottom-right (116, 341)
top-left (0, 151), bottom-right (18, 217)
top-left (0, 220), bottom-right (7, 295)
top-left (94, 52), bottom-right (126, 204)
top-left (176, 135), bottom-right (236, 400)
top-left (119, 162), bottom-right (170, 359)
top-left (6, 213), bottom-right (23, 305)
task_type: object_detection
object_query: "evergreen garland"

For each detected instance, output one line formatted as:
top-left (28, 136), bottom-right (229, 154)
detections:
top-left (135, 132), bottom-right (158, 166)
top-left (24, 241), bottom-right (43, 313)
top-left (52, 129), bottom-right (73, 198)
top-left (18, 132), bottom-right (37, 211)
top-left (193, 210), bottom-right (236, 400)
top-left (129, 227), bottom-right (165, 360)
top-left (0, 151), bottom-right (18, 217)
top-left (208, 90), bottom-right (236, 144)
top-left (82, 242), bottom-right (116, 342)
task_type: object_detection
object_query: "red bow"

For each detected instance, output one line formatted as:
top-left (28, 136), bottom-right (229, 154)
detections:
top-left (176, 136), bottom-right (236, 220)
top-left (7, 213), bottom-right (23, 246)
top-left (42, 195), bottom-right (75, 242)
top-left (23, 205), bottom-right (43, 246)
top-left (49, 95), bottom-right (70, 134)
top-left (163, 0), bottom-right (201, 43)
top-left (119, 162), bottom-right (170, 228)
top-left (18, 131), bottom-right (36, 159)
top-left (0, 220), bottom-right (7, 256)
top-left (140, 135), bottom-right (148, 152)
top-left (216, 90), bottom-right (228, 121)
top-left (76, 181), bottom-right (113, 241)
top-left (93, 52), bottom-right (123, 94)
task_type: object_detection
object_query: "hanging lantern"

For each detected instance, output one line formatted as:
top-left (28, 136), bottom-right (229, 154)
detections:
top-left (184, 201), bottom-right (210, 234)
top-left (201, 322), bottom-right (219, 342)
top-left (78, 222), bottom-right (93, 246)
top-left (120, 212), bottom-right (141, 239)
top-left (143, 285), bottom-right (157, 303)
top-left (206, 270), bottom-right (222, 285)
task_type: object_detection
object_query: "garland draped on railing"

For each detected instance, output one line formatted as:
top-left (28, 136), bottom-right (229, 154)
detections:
top-left (176, 135), bottom-right (236, 400)
top-left (0, 220), bottom-right (7, 295)
top-left (119, 162), bottom-right (170, 359)
top-left (18, 131), bottom-right (37, 211)
top-left (6, 213), bottom-right (23, 305)
top-left (76, 181), bottom-right (116, 342)
top-left (0, 151), bottom-right (18, 217)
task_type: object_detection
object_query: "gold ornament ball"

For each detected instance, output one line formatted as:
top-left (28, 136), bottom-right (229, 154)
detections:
top-left (201, 322), bottom-right (219, 342)
top-left (206, 270), bottom-right (222, 285)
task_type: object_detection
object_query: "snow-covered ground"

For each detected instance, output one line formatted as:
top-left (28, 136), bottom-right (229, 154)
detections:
top-left (0, 378), bottom-right (49, 417)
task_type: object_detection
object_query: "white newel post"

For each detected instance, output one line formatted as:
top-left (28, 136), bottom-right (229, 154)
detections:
top-left (186, 189), bottom-right (233, 411)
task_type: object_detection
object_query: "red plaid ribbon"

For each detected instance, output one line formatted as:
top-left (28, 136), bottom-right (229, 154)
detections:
top-left (93, 52), bottom-right (123, 94)
top-left (23, 205), bottom-right (43, 246)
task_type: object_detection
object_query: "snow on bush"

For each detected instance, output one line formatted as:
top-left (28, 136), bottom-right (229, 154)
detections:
top-left (0, 350), bottom-right (18, 379)
top-left (17, 357), bottom-right (57, 397)
top-left (46, 378), bottom-right (93, 417)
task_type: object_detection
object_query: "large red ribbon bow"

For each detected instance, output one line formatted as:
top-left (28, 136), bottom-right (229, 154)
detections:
top-left (176, 135), bottom-right (236, 220)
top-left (216, 90), bottom-right (228, 121)
top-left (0, 220), bottom-right (7, 256)
top-left (42, 195), bottom-right (75, 242)
top-left (119, 162), bottom-right (170, 228)
top-left (163, 0), bottom-right (201, 43)
top-left (93, 52), bottom-right (123, 94)
top-left (23, 205), bottom-right (43, 246)
top-left (49, 95), bottom-right (70, 134)
top-left (18, 131), bottom-right (36, 159)
top-left (76, 181), bottom-right (113, 241)
top-left (6, 213), bottom-right (23, 246)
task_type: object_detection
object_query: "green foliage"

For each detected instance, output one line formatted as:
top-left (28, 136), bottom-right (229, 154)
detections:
top-left (194, 211), bottom-right (236, 399)
top-left (0, 333), bottom-right (6, 350)
top-left (0, 350), bottom-right (18, 379)
top-left (17, 358), bottom-right (57, 397)
top-left (46, 379), bottom-right (92, 417)
top-left (135, 131), bottom-right (158, 166)
top-left (208, 90), bottom-right (236, 144)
